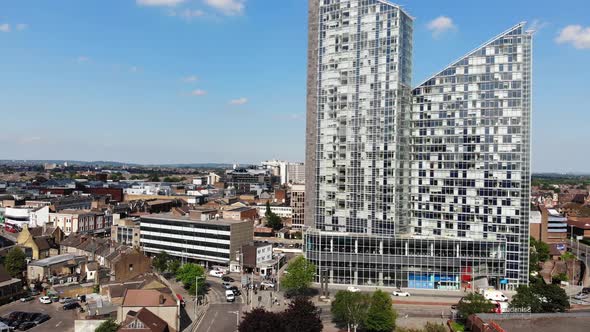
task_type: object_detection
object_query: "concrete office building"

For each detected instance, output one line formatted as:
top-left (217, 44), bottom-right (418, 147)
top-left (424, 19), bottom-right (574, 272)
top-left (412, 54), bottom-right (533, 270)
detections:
top-left (140, 214), bottom-right (253, 266)
top-left (304, 0), bottom-right (532, 289)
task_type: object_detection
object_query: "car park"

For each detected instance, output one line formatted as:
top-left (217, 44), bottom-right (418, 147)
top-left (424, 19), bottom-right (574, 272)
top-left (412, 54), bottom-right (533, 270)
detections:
top-left (39, 296), bottom-right (52, 304)
top-left (392, 290), bottom-right (411, 297)
top-left (347, 286), bottom-right (360, 293)
top-left (62, 302), bottom-right (81, 310)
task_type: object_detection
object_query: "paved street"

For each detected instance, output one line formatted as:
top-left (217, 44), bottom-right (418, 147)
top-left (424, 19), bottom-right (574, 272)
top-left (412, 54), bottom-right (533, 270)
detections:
top-left (196, 303), bottom-right (242, 332)
top-left (0, 298), bottom-right (77, 332)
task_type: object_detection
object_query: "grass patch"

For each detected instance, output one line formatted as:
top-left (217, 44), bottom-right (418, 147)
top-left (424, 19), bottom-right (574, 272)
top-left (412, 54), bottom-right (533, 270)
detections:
top-left (450, 321), bottom-right (465, 332)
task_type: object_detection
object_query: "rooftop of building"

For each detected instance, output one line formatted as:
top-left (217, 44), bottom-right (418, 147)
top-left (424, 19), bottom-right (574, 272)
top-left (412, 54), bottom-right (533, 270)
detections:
top-left (140, 213), bottom-right (251, 225)
top-left (122, 289), bottom-right (177, 307)
top-left (29, 253), bottom-right (86, 267)
top-left (226, 206), bottom-right (255, 212)
top-left (120, 307), bottom-right (169, 332)
top-left (567, 218), bottom-right (590, 230)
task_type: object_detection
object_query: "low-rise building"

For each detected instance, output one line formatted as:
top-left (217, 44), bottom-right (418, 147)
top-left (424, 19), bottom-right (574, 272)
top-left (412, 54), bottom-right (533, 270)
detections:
top-left (27, 254), bottom-right (87, 282)
top-left (16, 225), bottom-right (63, 260)
top-left (140, 214), bottom-right (253, 266)
top-left (0, 265), bottom-right (24, 303)
top-left (118, 289), bottom-right (179, 332)
top-left (222, 206), bottom-right (258, 221)
top-left (111, 217), bottom-right (141, 248)
top-left (49, 209), bottom-right (112, 235)
top-left (242, 242), bottom-right (273, 274)
top-left (119, 307), bottom-right (170, 332)
top-left (255, 205), bottom-right (292, 219)
top-left (290, 184), bottom-right (305, 228)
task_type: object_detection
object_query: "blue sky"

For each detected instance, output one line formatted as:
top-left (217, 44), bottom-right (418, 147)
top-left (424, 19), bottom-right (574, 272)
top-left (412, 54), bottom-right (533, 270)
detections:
top-left (1, 0), bottom-right (589, 172)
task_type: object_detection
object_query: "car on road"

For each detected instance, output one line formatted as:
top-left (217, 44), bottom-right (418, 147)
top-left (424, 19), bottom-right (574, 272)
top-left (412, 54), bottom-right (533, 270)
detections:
top-left (222, 282), bottom-right (232, 289)
top-left (225, 290), bottom-right (235, 302)
top-left (582, 288), bottom-right (590, 294)
top-left (574, 292), bottom-right (589, 300)
top-left (209, 270), bottom-right (224, 278)
top-left (39, 296), bottom-right (52, 304)
top-left (19, 296), bottom-right (34, 302)
top-left (260, 281), bottom-right (275, 288)
top-left (347, 286), bottom-right (360, 293)
top-left (392, 290), bottom-right (411, 297)
top-left (62, 302), bottom-right (81, 310)
top-left (222, 276), bottom-right (235, 282)
top-left (32, 314), bottom-right (50, 325)
top-left (229, 286), bottom-right (241, 296)
top-left (17, 321), bottom-right (35, 330)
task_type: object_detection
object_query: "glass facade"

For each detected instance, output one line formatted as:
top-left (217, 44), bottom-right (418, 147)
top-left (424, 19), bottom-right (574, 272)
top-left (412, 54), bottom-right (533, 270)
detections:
top-left (306, 0), bottom-right (532, 290)
top-left (411, 23), bottom-right (532, 285)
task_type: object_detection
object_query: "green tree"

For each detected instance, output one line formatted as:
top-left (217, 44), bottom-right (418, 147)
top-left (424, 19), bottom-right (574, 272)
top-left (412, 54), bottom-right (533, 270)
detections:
top-left (152, 251), bottom-right (169, 272)
top-left (552, 272), bottom-right (568, 284)
top-left (95, 318), bottom-right (119, 332)
top-left (238, 308), bottom-right (282, 332)
top-left (364, 289), bottom-right (397, 332)
top-left (266, 213), bottom-right (283, 231)
top-left (265, 201), bottom-right (272, 217)
top-left (510, 283), bottom-right (569, 313)
top-left (4, 247), bottom-right (26, 278)
top-left (167, 259), bottom-right (181, 275)
top-left (456, 292), bottom-right (495, 318)
top-left (281, 256), bottom-right (316, 295)
top-left (176, 263), bottom-right (206, 295)
top-left (423, 322), bottom-right (448, 332)
top-left (331, 290), bottom-right (370, 332)
top-left (283, 297), bottom-right (323, 332)
top-left (148, 173), bottom-right (161, 182)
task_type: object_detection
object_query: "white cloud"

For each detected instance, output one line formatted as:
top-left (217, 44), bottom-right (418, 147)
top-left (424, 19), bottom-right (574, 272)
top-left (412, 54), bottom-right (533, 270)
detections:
top-left (16, 23), bottom-right (28, 31)
top-left (77, 56), bottom-right (91, 63)
top-left (19, 136), bottom-right (42, 144)
top-left (556, 25), bottom-right (590, 49)
top-left (0, 24), bottom-right (10, 33)
top-left (427, 16), bottom-right (456, 38)
top-left (136, 0), bottom-right (186, 6)
top-left (528, 19), bottom-right (548, 32)
top-left (183, 75), bottom-right (198, 83)
top-left (191, 89), bottom-right (207, 96)
top-left (229, 97), bottom-right (248, 105)
top-left (130, 66), bottom-right (141, 73)
top-left (204, 0), bottom-right (245, 16)
top-left (181, 9), bottom-right (205, 19)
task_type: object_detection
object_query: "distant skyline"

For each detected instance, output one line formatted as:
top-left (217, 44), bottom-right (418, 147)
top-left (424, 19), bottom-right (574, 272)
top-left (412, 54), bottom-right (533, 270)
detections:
top-left (1, 0), bottom-right (589, 172)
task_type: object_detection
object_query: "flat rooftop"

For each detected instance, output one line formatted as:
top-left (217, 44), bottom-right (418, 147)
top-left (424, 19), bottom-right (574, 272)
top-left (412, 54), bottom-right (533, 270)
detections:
top-left (140, 213), bottom-right (250, 226)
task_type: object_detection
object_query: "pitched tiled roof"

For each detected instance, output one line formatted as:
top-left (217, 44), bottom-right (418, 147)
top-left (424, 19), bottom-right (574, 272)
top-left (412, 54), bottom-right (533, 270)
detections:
top-left (122, 289), bottom-right (177, 307)
top-left (119, 307), bottom-right (169, 332)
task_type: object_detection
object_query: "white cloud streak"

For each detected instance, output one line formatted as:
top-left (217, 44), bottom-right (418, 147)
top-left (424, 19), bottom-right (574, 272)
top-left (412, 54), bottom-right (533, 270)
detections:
top-left (556, 25), bottom-right (590, 49)
top-left (183, 75), bottom-right (198, 83)
top-left (77, 56), bottom-right (91, 63)
top-left (204, 0), bottom-right (245, 16)
top-left (16, 23), bottom-right (28, 31)
top-left (0, 24), bottom-right (11, 32)
top-left (191, 89), bottom-right (207, 96)
top-left (427, 16), bottom-right (456, 38)
top-left (137, 0), bottom-right (186, 6)
top-left (229, 97), bottom-right (248, 105)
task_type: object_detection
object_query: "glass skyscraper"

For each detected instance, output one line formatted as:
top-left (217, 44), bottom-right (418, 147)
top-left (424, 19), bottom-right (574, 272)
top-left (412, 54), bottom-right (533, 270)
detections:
top-left (305, 0), bottom-right (533, 290)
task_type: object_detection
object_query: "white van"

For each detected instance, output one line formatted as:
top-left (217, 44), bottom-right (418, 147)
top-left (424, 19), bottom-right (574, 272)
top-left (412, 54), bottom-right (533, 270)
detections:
top-left (225, 290), bottom-right (235, 302)
top-left (482, 290), bottom-right (508, 302)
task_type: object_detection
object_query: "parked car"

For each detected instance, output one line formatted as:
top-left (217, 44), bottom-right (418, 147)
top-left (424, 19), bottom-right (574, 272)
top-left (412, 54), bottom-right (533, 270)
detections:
top-left (260, 281), bottom-right (275, 288)
top-left (32, 314), bottom-right (50, 325)
top-left (39, 296), bottom-right (52, 304)
top-left (392, 290), bottom-right (411, 297)
top-left (22, 313), bottom-right (40, 322)
top-left (209, 270), bottom-right (224, 278)
top-left (62, 302), bottom-right (81, 310)
top-left (222, 282), bottom-right (232, 289)
top-left (222, 276), bottom-right (235, 282)
top-left (582, 288), bottom-right (590, 294)
top-left (574, 292), bottom-right (589, 300)
top-left (58, 297), bottom-right (72, 303)
top-left (50, 295), bottom-right (59, 302)
top-left (347, 286), bottom-right (360, 293)
top-left (62, 299), bottom-right (78, 305)
top-left (19, 296), bottom-right (34, 302)
top-left (17, 321), bottom-right (35, 331)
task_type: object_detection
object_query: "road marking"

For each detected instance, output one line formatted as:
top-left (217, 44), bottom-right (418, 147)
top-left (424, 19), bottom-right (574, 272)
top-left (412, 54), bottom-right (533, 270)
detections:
top-left (56, 321), bottom-right (62, 327)
top-left (204, 311), bottom-right (218, 332)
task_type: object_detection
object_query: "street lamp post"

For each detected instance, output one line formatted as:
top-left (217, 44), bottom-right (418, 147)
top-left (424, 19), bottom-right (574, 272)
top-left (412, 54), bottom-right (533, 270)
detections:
top-left (194, 275), bottom-right (205, 321)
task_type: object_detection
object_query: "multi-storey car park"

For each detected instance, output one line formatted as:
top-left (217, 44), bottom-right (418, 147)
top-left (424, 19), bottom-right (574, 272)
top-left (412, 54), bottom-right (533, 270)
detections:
top-left (305, 0), bottom-right (532, 290)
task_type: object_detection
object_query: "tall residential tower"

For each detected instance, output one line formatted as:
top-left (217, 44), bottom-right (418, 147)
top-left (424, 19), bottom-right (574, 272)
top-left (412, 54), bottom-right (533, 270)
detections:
top-left (305, 0), bottom-right (532, 290)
